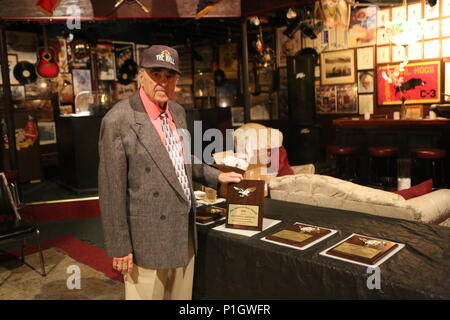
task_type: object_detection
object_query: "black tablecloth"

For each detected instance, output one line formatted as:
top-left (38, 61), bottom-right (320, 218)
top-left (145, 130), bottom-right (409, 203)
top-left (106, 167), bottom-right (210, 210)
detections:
top-left (193, 199), bottom-right (450, 299)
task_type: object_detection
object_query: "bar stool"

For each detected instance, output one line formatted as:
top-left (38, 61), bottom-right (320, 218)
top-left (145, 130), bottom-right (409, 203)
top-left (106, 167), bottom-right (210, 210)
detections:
top-left (368, 147), bottom-right (398, 189)
top-left (329, 146), bottom-right (358, 182)
top-left (411, 148), bottom-right (447, 188)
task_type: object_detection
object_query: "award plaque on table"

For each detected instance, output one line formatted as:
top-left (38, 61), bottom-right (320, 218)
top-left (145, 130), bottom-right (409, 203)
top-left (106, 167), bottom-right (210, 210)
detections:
top-left (226, 180), bottom-right (264, 231)
top-left (323, 234), bottom-right (403, 266)
top-left (265, 223), bottom-right (336, 249)
top-left (196, 206), bottom-right (226, 224)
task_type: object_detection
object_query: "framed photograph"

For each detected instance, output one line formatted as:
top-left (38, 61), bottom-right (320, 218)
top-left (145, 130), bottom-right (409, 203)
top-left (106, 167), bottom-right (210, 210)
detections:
top-left (72, 69), bottom-right (92, 96)
top-left (392, 6), bottom-right (406, 22)
top-left (336, 84), bottom-right (358, 113)
top-left (357, 47), bottom-right (374, 70)
top-left (443, 0), bottom-right (450, 16)
top-left (425, 0), bottom-right (440, 19)
top-left (392, 45), bottom-right (407, 62)
top-left (96, 43), bottom-right (115, 81)
top-left (193, 72), bottom-right (215, 97)
top-left (113, 41), bottom-right (136, 81)
top-left (358, 94), bottom-right (374, 115)
top-left (320, 49), bottom-right (356, 85)
top-left (22, 99), bottom-right (54, 121)
top-left (276, 27), bottom-right (302, 67)
top-left (37, 122), bottom-right (57, 145)
top-left (423, 40), bottom-right (440, 59)
top-left (348, 6), bottom-right (377, 47)
top-left (424, 20), bottom-right (440, 39)
top-left (377, 28), bottom-right (390, 45)
top-left (230, 106), bottom-right (244, 126)
top-left (377, 60), bottom-right (441, 105)
top-left (408, 2), bottom-right (422, 20)
top-left (408, 42), bottom-right (423, 60)
top-left (377, 46), bottom-right (390, 64)
top-left (377, 8), bottom-right (390, 27)
top-left (315, 86), bottom-right (337, 114)
top-left (358, 71), bottom-right (374, 93)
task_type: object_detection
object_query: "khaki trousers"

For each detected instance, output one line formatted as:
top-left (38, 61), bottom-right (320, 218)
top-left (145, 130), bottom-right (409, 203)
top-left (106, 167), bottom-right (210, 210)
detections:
top-left (124, 238), bottom-right (195, 300)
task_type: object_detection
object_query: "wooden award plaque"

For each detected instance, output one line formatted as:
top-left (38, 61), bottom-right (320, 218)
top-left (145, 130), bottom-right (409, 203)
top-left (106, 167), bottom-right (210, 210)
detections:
top-left (226, 180), bottom-right (264, 231)
top-left (326, 234), bottom-right (399, 265)
top-left (266, 223), bottom-right (332, 248)
top-left (195, 206), bottom-right (226, 224)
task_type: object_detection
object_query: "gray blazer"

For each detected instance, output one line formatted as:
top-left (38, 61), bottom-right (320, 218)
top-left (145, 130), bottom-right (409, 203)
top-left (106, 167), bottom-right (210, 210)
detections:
top-left (98, 92), bottom-right (219, 269)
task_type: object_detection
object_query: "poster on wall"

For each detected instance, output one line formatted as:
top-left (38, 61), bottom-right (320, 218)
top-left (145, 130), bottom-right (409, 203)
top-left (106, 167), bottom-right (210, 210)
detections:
top-left (113, 41), bottom-right (136, 81)
top-left (347, 6), bottom-right (377, 47)
top-left (377, 61), bottom-right (441, 105)
top-left (276, 27), bottom-right (302, 67)
top-left (72, 69), bottom-right (92, 96)
top-left (96, 43), bottom-right (115, 80)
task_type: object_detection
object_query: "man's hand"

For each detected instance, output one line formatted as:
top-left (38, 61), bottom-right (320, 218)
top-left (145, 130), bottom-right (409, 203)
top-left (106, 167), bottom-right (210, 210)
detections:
top-left (113, 253), bottom-right (133, 275)
top-left (218, 171), bottom-right (243, 184)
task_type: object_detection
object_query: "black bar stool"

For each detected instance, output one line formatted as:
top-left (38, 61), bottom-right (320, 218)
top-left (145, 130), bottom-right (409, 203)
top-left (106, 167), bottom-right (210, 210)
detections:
top-left (368, 147), bottom-right (398, 189)
top-left (411, 148), bottom-right (447, 189)
top-left (329, 146), bottom-right (358, 182)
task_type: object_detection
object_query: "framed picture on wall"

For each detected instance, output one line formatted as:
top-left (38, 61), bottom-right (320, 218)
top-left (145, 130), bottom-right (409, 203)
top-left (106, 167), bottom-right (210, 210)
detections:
top-left (405, 105), bottom-right (424, 119)
top-left (336, 84), bottom-right (358, 113)
top-left (443, 0), bottom-right (450, 16)
top-left (358, 70), bottom-right (374, 93)
top-left (408, 2), bottom-right (422, 20)
top-left (357, 46), bottom-right (374, 70)
top-left (320, 49), bottom-right (356, 85)
top-left (377, 60), bottom-right (441, 105)
top-left (377, 46), bottom-right (390, 64)
top-left (377, 8), bottom-right (390, 27)
top-left (315, 85), bottom-right (337, 114)
top-left (37, 122), bottom-right (57, 145)
top-left (376, 28), bottom-right (389, 46)
top-left (358, 94), bottom-right (374, 115)
top-left (348, 6), bottom-right (377, 47)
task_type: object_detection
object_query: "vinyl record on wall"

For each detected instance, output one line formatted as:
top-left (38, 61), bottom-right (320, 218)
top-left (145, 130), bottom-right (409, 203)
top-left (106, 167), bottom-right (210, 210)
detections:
top-left (13, 61), bottom-right (38, 85)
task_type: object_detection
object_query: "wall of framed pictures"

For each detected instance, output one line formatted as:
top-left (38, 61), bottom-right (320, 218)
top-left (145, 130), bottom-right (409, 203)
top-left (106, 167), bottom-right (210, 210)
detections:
top-left (304, 0), bottom-right (450, 116)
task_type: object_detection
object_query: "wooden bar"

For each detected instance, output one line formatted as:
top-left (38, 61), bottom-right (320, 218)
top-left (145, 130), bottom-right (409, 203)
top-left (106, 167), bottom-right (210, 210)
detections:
top-left (333, 117), bottom-right (450, 128)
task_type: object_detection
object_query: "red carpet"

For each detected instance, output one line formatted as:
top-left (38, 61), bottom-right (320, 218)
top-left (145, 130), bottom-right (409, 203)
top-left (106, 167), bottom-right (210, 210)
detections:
top-left (21, 199), bottom-right (101, 222)
top-left (8, 235), bottom-right (123, 283)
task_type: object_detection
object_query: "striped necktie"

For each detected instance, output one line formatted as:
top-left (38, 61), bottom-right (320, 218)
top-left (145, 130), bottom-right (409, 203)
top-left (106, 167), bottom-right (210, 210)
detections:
top-left (160, 112), bottom-right (191, 206)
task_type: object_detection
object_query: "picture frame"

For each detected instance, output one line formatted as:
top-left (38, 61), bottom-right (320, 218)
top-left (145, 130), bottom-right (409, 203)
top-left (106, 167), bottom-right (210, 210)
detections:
top-left (348, 6), bottom-right (377, 47)
top-left (405, 105), bottom-right (424, 119)
top-left (358, 70), bottom-right (374, 93)
top-left (377, 8), bottom-right (390, 27)
top-left (96, 43), bottom-right (115, 81)
top-left (336, 84), bottom-right (358, 113)
top-left (443, 38), bottom-right (450, 57)
top-left (113, 41), bottom-right (136, 82)
top-left (357, 46), bottom-right (374, 70)
top-left (358, 94), bottom-right (374, 115)
top-left (408, 42), bottom-right (423, 60)
top-left (423, 40), bottom-right (440, 59)
top-left (377, 60), bottom-right (441, 105)
top-left (391, 6), bottom-right (406, 22)
top-left (442, 18), bottom-right (450, 37)
top-left (392, 45), bottom-right (407, 62)
top-left (425, 0), bottom-right (440, 19)
top-left (10, 85), bottom-right (25, 101)
top-left (377, 46), bottom-right (390, 64)
top-left (230, 106), bottom-right (244, 126)
top-left (37, 121), bottom-right (57, 145)
top-left (424, 20), bottom-right (440, 40)
top-left (315, 85), bottom-right (337, 114)
top-left (443, 0), bottom-right (450, 17)
top-left (320, 49), bottom-right (356, 85)
top-left (376, 28), bottom-right (389, 46)
top-left (408, 2), bottom-right (422, 20)
top-left (72, 69), bottom-right (92, 96)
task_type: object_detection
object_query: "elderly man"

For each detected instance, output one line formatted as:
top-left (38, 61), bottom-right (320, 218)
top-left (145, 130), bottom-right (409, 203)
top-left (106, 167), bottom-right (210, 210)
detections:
top-left (98, 45), bottom-right (242, 300)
